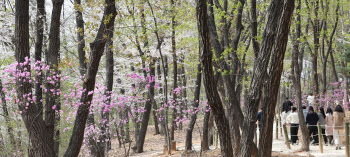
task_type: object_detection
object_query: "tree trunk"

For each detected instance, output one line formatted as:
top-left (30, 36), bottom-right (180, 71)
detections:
top-left (136, 58), bottom-right (156, 153)
top-left (63, 1), bottom-right (116, 156)
top-left (202, 109), bottom-right (210, 151)
top-left (185, 63), bottom-right (202, 151)
top-left (258, 1), bottom-right (295, 156)
top-left (181, 56), bottom-right (188, 120)
top-left (96, 23), bottom-right (114, 156)
top-left (170, 0), bottom-right (177, 141)
top-left (15, 0), bottom-right (55, 155)
top-left (157, 60), bottom-right (166, 135)
top-left (125, 109), bottom-right (130, 143)
top-left (46, 0), bottom-right (64, 154)
top-left (312, 0), bottom-right (320, 97)
top-left (239, 0), bottom-right (285, 156)
top-left (330, 51), bottom-right (339, 82)
top-left (34, 0), bottom-right (45, 117)
top-left (135, 0), bottom-right (159, 152)
top-left (0, 79), bottom-right (16, 148)
top-left (207, 1), bottom-right (244, 153)
top-left (196, 0), bottom-right (233, 156)
top-left (74, 0), bottom-right (87, 76)
top-left (341, 61), bottom-right (349, 109)
top-left (152, 98), bottom-right (160, 135)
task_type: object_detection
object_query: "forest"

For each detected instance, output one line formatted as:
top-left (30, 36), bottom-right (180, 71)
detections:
top-left (0, 0), bottom-right (349, 156)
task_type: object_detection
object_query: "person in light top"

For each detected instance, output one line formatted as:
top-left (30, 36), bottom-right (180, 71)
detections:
top-left (333, 105), bottom-right (345, 150)
top-left (307, 93), bottom-right (314, 106)
top-left (325, 107), bottom-right (334, 146)
top-left (317, 107), bottom-right (328, 145)
top-left (282, 106), bottom-right (291, 141)
top-left (286, 107), bottom-right (299, 145)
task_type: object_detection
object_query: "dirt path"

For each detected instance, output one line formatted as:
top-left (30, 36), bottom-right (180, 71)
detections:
top-left (108, 119), bottom-right (347, 157)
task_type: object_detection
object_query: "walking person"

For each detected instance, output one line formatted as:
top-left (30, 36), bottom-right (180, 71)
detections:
top-left (306, 106), bottom-right (319, 145)
top-left (307, 93), bottom-right (315, 106)
top-left (282, 97), bottom-right (293, 113)
top-left (333, 105), bottom-right (345, 150)
top-left (282, 105), bottom-right (291, 141)
top-left (287, 107), bottom-right (299, 145)
top-left (325, 107), bottom-right (334, 146)
top-left (318, 107), bottom-right (328, 145)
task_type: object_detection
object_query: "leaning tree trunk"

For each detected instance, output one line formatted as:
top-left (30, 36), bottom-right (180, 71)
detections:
top-left (258, 1), bottom-right (295, 156)
top-left (96, 20), bottom-right (114, 156)
top-left (136, 58), bottom-right (156, 153)
top-left (185, 63), bottom-right (202, 151)
top-left (196, 0), bottom-right (233, 156)
top-left (239, 0), bottom-right (286, 156)
top-left (63, 1), bottom-right (117, 156)
top-left (330, 51), bottom-right (339, 82)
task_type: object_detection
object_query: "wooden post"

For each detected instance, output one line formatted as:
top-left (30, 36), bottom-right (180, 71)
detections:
top-left (346, 122), bottom-right (349, 157)
top-left (317, 122), bottom-right (323, 153)
top-left (283, 124), bottom-right (290, 149)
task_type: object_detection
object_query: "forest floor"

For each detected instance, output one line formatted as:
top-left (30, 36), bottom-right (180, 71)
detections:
top-left (108, 118), bottom-right (346, 157)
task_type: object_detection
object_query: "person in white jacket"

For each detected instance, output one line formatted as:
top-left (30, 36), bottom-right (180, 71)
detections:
top-left (282, 106), bottom-right (291, 141)
top-left (287, 107), bottom-right (299, 145)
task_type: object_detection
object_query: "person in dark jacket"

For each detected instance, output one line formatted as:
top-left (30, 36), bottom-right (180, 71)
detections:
top-left (282, 97), bottom-right (293, 113)
top-left (257, 107), bottom-right (263, 131)
top-left (306, 106), bottom-right (319, 145)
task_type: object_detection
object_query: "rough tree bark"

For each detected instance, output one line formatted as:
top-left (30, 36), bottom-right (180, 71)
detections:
top-left (196, 0), bottom-right (233, 156)
top-left (238, 0), bottom-right (286, 156)
top-left (185, 63), bottom-right (202, 151)
top-left (202, 108), bottom-right (210, 151)
top-left (207, 0), bottom-right (244, 153)
top-left (63, 1), bottom-right (117, 156)
top-left (46, 0), bottom-right (64, 154)
top-left (312, 0), bottom-right (320, 96)
top-left (258, 1), bottom-right (295, 156)
top-left (34, 0), bottom-right (45, 117)
top-left (330, 51), bottom-right (339, 82)
top-left (74, 0), bottom-right (87, 76)
top-left (15, 0), bottom-right (55, 156)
